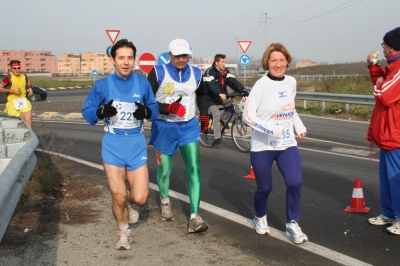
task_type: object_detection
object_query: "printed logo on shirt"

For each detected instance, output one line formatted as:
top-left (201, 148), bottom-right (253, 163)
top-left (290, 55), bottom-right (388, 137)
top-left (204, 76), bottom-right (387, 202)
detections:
top-left (278, 91), bottom-right (287, 98)
top-left (270, 111), bottom-right (294, 120)
top-left (116, 103), bottom-right (123, 109)
top-left (164, 83), bottom-right (174, 94)
top-left (132, 93), bottom-right (140, 98)
top-left (141, 156), bottom-right (147, 160)
top-left (254, 122), bottom-right (273, 134)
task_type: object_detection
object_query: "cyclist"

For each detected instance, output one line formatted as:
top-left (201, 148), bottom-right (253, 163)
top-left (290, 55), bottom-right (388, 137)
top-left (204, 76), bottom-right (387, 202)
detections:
top-left (146, 38), bottom-right (210, 233)
top-left (203, 54), bottom-right (248, 143)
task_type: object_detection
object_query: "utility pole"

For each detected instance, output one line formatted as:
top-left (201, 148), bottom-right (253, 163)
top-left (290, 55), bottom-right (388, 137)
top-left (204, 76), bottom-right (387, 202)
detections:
top-left (263, 13), bottom-right (269, 49)
top-left (235, 36), bottom-right (238, 76)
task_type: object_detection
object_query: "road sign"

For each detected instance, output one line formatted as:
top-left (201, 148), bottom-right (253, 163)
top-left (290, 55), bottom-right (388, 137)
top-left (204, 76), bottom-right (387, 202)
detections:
top-left (92, 70), bottom-right (98, 77)
top-left (106, 45), bottom-right (112, 57)
top-left (138, 52), bottom-right (156, 73)
top-left (106, 30), bottom-right (120, 44)
top-left (237, 40), bottom-right (252, 54)
top-left (239, 55), bottom-right (251, 67)
top-left (157, 52), bottom-right (170, 65)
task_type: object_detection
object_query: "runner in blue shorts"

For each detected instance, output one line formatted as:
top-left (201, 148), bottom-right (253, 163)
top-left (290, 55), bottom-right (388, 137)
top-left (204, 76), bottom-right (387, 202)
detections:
top-left (147, 38), bottom-right (210, 233)
top-left (82, 39), bottom-right (159, 250)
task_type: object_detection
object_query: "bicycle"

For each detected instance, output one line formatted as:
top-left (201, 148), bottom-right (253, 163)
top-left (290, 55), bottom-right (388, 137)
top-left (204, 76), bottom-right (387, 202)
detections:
top-left (198, 95), bottom-right (251, 153)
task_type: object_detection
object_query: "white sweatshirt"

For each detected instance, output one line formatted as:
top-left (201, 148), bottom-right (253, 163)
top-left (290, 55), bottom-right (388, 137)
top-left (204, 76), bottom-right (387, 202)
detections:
top-left (242, 75), bottom-right (306, 151)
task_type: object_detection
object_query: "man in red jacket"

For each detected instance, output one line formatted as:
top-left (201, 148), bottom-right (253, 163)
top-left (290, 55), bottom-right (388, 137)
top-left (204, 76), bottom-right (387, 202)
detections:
top-left (366, 27), bottom-right (400, 235)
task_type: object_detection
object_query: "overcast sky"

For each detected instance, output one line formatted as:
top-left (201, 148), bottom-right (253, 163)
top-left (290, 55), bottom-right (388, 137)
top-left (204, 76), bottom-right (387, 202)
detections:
top-left (1, 0), bottom-right (399, 64)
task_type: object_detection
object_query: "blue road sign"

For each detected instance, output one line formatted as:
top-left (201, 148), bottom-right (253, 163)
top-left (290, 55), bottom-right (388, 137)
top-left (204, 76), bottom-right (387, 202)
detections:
top-left (157, 52), bottom-right (170, 65)
top-left (239, 55), bottom-right (251, 67)
top-left (107, 46), bottom-right (112, 57)
top-left (92, 70), bottom-right (98, 77)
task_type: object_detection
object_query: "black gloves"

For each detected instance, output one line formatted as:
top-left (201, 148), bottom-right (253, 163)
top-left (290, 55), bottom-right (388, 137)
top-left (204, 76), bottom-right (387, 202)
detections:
top-left (133, 102), bottom-right (152, 120)
top-left (242, 91), bottom-right (249, 96)
top-left (96, 100), bottom-right (118, 119)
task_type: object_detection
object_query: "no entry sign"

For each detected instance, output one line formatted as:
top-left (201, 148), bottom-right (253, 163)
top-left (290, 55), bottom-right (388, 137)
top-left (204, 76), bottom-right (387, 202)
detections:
top-left (138, 52), bottom-right (156, 73)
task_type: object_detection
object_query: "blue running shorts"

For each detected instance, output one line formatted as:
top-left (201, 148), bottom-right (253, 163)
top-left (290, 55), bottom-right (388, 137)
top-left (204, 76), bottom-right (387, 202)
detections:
top-left (102, 132), bottom-right (147, 171)
top-left (149, 117), bottom-right (199, 156)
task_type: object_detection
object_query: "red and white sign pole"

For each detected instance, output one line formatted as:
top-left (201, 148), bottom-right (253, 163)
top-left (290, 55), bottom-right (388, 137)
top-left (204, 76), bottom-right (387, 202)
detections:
top-left (237, 40), bottom-right (252, 85)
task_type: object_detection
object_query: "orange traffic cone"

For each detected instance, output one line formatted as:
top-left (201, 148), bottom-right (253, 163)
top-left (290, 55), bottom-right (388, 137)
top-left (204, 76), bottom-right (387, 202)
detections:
top-left (244, 165), bottom-right (255, 180)
top-left (344, 178), bottom-right (371, 213)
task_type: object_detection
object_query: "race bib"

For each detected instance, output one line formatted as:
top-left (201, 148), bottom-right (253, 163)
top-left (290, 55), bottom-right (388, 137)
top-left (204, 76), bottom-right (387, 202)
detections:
top-left (165, 96), bottom-right (192, 122)
top-left (13, 97), bottom-right (28, 110)
top-left (109, 101), bottom-right (140, 129)
top-left (268, 120), bottom-right (294, 148)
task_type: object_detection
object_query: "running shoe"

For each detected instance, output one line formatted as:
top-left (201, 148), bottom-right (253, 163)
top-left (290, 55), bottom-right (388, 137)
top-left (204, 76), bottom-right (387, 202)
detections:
top-left (253, 215), bottom-right (270, 235)
top-left (286, 220), bottom-right (308, 244)
top-left (386, 219), bottom-right (400, 235)
top-left (368, 214), bottom-right (397, 225)
top-left (161, 201), bottom-right (174, 221)
top-left (127, 202), bottom-right (139, 224)
top-left (188, 214), bottom-right (209, 233)
top-left (115, 229), bottom-right (132, 250)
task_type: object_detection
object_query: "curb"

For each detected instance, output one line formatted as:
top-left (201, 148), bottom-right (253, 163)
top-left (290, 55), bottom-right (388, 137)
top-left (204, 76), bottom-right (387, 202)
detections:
top-left (46, 86), bottom-right (92, 91)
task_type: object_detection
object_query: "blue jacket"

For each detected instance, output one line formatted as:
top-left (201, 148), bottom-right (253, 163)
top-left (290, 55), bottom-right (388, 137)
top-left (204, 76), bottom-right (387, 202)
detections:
top-left (82, 73), bottom-right (159, 134)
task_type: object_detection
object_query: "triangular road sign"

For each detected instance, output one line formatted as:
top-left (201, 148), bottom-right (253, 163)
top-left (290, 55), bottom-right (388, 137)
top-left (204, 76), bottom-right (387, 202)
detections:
top-left (106, 30), bottom-right (120, 44)
top-left (237, 40), bottom-right (252, 54)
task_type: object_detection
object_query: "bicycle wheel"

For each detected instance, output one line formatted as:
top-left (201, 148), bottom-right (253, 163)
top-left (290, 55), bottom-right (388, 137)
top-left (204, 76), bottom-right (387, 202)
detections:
top-left (198, 115), bottom-right (216, 148)
top-left (231, 113), bottom-right (251, 153)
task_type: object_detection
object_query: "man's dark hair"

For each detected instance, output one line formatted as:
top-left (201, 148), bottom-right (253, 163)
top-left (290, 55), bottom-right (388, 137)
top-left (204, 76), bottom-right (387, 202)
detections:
top-left (9, 60), bottom-right (21, 65)
top-left (111, 39), bottom-right (136, 59)
top-left (110, 39), bottom-right (137, 59)
top-left (214, 54), bottom-right (226, 63)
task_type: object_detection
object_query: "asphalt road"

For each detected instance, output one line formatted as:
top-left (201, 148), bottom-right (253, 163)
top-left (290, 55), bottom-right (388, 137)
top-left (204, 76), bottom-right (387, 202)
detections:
top-left (1, 88), bottom-right (399, 265)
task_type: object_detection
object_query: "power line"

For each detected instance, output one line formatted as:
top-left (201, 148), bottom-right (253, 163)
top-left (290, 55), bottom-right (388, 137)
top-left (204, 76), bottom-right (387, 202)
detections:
top-left (272, 0), bottom-right (325, 19)
top-left (270, 0), bottom-right (364, 28)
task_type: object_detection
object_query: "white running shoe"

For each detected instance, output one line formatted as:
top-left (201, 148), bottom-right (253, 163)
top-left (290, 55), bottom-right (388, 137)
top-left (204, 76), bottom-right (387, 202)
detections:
top-left (286, 220), bottom-right (308, 244)
top-left (115, 229), bottom-right (132, 250)
top-left (161, 201), bottom-right (174, 221)
top-left (127, 203), bottom-right (139, 224)
top-left (386, 219), bottom-right (400, 235)
top-left (368, 214), bottom-right (397, 225)
top-left (253, 215), bottom-right (270, 235)
top-left (126, 190), bottom-right (139, 224)
top-left (188, 214), bottom-right (209, 233)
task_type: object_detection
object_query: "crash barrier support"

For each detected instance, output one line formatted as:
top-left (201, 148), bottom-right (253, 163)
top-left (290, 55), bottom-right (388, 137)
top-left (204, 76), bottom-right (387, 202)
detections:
top-left (0, 115), bottom-right (39, 242)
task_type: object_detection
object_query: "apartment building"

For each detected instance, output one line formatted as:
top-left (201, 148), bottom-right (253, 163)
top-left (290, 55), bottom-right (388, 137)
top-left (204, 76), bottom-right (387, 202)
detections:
top-left (58, 53), bottom-right (82, 76)
top-left (58, 52), bottom-right (113, 76)
top-left (0, 50), bottom-right (58, 74)
top-left (81, 52), bottom-right (113, 76)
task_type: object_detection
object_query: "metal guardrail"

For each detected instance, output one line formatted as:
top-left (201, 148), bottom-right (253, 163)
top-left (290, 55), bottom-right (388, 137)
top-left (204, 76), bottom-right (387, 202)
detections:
top-left (291, 74), bottom-right (368, 80)
top-left (0, 115), bottom-right (39, 242)
top-left (296, 92), bottom-right (374, 113)
top-left (244, 87), bottom-right (375, 114)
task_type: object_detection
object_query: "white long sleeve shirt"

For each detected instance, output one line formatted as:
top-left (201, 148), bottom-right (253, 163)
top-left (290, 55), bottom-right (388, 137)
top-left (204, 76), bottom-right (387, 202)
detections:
top-left (242, 75), bottom-right (306, 151)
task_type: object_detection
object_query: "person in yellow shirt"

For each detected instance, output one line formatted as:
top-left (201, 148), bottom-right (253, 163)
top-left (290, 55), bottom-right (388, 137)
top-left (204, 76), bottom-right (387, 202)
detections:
top-left (0, 60), bottom-right (33, 127)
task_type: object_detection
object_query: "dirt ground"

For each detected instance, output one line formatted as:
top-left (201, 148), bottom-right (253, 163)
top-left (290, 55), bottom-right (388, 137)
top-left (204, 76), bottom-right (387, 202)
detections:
top-left (1, 159), bottom-right (105, 247)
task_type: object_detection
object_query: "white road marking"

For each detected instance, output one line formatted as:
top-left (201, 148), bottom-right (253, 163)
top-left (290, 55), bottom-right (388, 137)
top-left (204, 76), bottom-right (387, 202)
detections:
top-left (36, 149), bottom-right (373, 266)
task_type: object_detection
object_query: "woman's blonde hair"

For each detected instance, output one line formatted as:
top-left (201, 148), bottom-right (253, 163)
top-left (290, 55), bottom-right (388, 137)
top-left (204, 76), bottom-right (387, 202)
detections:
top-left (261, 43), bottom-right (292, 71)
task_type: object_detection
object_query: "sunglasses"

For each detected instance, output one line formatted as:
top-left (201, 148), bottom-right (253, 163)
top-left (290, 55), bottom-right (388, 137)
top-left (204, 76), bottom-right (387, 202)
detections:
top-left (12, 67), bottom-right (21, 70)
